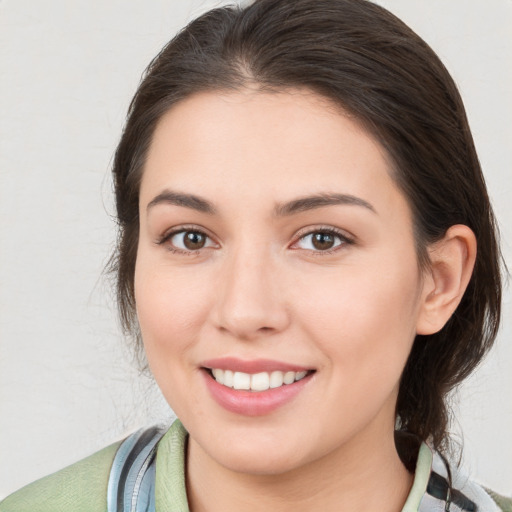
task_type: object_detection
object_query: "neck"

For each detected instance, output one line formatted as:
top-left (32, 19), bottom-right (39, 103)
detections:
top-left (186, 421), bottom-right (413, 512)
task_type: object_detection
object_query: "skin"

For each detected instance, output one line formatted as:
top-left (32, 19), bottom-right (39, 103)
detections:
top-left (134, 89), bottom-right (476, 511)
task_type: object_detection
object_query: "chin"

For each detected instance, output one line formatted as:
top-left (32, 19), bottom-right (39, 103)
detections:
top-left (194, 425), bottom-right (311, 476)
top-left (216, 446), bottom-right (306, 476)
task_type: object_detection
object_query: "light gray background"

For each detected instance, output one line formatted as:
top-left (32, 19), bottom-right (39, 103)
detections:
top-left (1, 0), bottom-right (511, 499)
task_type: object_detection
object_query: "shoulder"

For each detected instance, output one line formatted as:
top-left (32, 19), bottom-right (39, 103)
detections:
top-left (0, 441), bottom-right (121, 512)
top-left (486, 489), bottom-right (512, 512)
top-left (408, 439), bottom-right (511, 512)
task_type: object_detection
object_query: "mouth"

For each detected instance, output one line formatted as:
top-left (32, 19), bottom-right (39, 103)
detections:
top-left (200, 357), bottom-right (316, 415)
top-left (203, 368), bottom-right (314, 392)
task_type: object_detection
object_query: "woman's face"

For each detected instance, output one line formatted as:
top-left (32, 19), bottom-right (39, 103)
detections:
top-left (135, 89), bottom-right (431, 475)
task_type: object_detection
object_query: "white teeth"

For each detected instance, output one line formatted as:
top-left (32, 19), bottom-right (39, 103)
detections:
top-left (210, 368), bottom-right (310, 391)
top-left (224, 370), bottom-right (234, 388)
top-left (251, 372), bottom-right (270, 391)
top-left (295, 371), bottom-right (307, 381)
top-left (269, 371), bottom-right (284, 388)
top-left (233, 371), bottom-right (251, 390)
top-left (283, 371), bottom-right (295, 385)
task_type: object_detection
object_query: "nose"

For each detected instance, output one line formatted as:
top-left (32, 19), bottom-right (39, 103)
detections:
top-left (211, 246), bottom-right (290, 341)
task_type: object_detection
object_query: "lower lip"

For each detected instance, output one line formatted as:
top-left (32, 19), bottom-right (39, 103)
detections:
top-left (202, 370), bottom-right (313, 416)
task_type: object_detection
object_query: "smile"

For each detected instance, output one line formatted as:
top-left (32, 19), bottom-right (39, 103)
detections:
top-left (200, 358), bottom-right (316, 416)
top-left (210, 369), bottom-right (310, 391)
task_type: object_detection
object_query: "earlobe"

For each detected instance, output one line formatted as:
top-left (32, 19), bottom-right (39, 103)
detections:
top-left (416, 225), bottom-right (477, 335)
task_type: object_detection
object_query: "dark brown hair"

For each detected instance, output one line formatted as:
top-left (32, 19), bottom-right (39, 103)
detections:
top-left (110, 0), bottom-right (502, 452)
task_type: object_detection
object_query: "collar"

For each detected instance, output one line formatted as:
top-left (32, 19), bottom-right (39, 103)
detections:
top-left (402, 437), bottom-right (500, 512)
top-left (154, 420), bottom-right (499, 512)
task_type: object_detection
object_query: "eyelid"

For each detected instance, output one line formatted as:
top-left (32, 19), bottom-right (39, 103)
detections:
top-left (156, 224), bottom-right (218, 253)
top-left (290, 225), bottom-right (355, 253)
top-left (155, 224), bottom-right (354, 255)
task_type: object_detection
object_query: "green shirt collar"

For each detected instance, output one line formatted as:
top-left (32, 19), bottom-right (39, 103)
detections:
top-left (154, 419), bottom-right (434, 512)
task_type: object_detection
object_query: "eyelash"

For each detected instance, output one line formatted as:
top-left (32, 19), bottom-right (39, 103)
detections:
top-left (156, 225), bottom-right (216, 256)
top-left (291, 226), bottom-right (354, 255)
top-left (156, 225), bottom-right (354, 256)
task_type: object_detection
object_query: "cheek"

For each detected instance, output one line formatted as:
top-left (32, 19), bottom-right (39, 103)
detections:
top-left (134, 260), bottom-right (215, 418)
top-left (296, 257), bottom-right (422, 392)
top-left (134, 259), bottom-right (211, 363)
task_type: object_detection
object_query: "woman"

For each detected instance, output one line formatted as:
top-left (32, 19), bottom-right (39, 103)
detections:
top-left (1, 0), bottom-right (510, 510)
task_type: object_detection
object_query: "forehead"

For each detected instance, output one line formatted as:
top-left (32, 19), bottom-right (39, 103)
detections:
top-left (140, 89), bottom-right (407, 220)
top-left (147, 89), bottom-right (374, 163)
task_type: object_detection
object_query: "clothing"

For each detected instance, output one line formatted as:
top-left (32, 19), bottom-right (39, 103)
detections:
top-left (1, 419), bottom-right (510, 512)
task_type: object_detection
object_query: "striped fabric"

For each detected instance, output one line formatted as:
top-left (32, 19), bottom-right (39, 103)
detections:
top-left (417, 448), bottom-right (501, 512)
top-left (107, 424), bottom-right (504, 512)
top-left (107, 426), bottom-right (166, 512)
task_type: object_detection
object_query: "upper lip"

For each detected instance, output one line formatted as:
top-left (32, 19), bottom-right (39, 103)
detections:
top-left (201, 357), bottom-right (312, 374)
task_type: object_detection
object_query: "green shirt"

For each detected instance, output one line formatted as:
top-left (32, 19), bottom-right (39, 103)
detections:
top-left (1, 420), bottom-right (510, 511)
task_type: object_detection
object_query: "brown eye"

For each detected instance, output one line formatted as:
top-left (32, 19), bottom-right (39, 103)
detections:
top-left (312, 232), bottom-right (336, 250)
top-left (294, 229), bottom-right (348, 252)
top-left (183, 231), bottom-right (206, 250)
top-left (165, 229), bottom-right (214, 252)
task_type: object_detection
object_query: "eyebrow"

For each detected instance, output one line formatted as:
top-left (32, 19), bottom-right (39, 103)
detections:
top-left (273, 193), bottom-right (376, 216)
top-left (146, 190), bottom-right (376, 216)
top-left (147, 190), bottom-right (217, 214)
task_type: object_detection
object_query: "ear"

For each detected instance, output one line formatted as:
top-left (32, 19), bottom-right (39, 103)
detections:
top-left (416, 225), bottom-right (477, 335)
